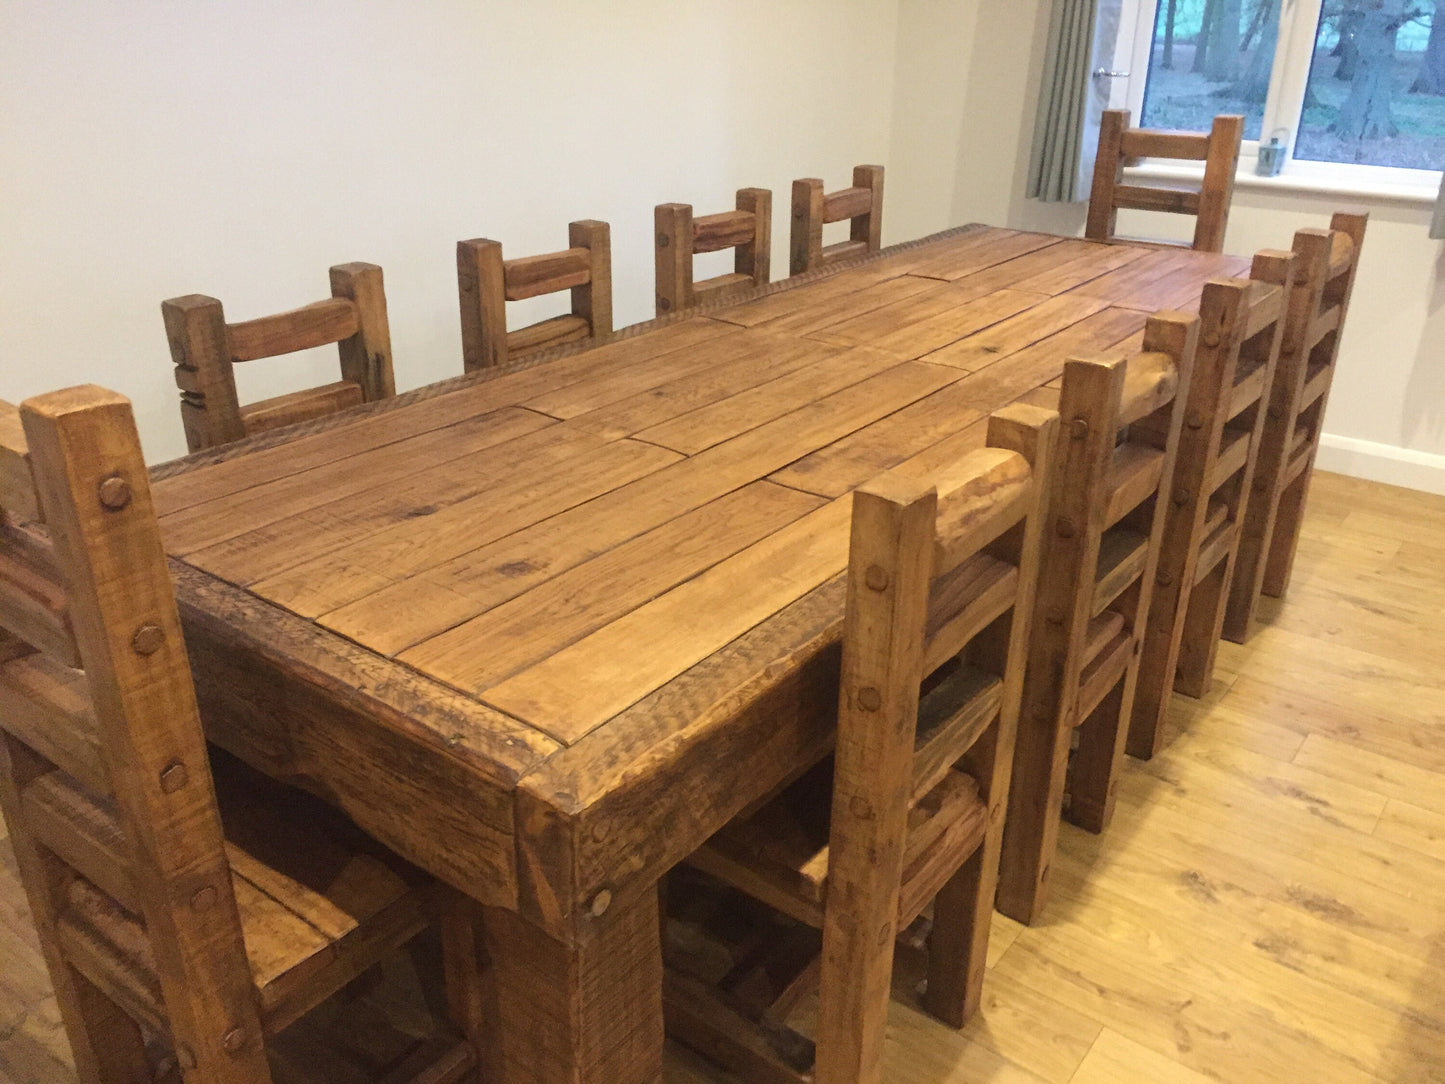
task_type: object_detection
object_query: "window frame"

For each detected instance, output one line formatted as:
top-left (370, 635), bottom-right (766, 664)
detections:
top-left (1119, 0), bottom-right (1443, 200)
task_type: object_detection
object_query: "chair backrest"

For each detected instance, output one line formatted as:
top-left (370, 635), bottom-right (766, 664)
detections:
top-left (654, 188), bottom-right (772, 316)
top-left (1129, 255), bottom-right (1291, 755)
top-left (1224, 212), bottom-right (1367, 637)
top-left (790, 164), bottom-right (884, 275)
top-left (164, 263), bottom-right (396, 453)
top-left (0, 388), bottom-right (270, 1080)
top-left (1086, 110), bottom-right (1244, 252)
top-left (457, 220), bottom-right (613, 372)
top-left (814, 404), bottom-right (1056, 1084)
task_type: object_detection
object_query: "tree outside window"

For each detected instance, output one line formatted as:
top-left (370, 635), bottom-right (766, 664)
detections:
top-left (1140, 0), bottom-right (1444, 171)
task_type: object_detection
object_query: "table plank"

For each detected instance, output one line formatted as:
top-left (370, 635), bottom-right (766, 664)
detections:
top-left (635, 345), bottom-right (908, 455)
top-left (852, 288), bottom-right (1046, 361)
top-left (251, 438), bottom-right (681, 618)
top-left (481, 497), bottom-right (854, 744)
top-left (400, 481), bottom-right (823, 691)
top-left (921, 293), bottom-right (1114, 370)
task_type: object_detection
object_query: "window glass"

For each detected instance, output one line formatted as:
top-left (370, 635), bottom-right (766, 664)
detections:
top-left (1294, 1), bottom-right (1445, 170)
top-left (1140, 0), bottom-right (1283, 140)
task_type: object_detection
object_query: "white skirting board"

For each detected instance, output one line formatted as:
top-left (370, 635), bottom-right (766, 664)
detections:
top-left (1316, 433), bottom-right (1445, 496)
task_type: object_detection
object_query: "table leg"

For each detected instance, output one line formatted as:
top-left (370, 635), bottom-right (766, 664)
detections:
top-left (483, 890), bottom-right (664, 1084)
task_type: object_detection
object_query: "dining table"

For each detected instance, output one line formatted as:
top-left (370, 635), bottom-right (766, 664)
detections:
top-left (149, 223), bottom-right (1250, 1083)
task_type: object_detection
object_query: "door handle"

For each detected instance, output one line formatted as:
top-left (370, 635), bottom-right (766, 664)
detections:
top-left (1092, 69), bottom-right (1131, 79)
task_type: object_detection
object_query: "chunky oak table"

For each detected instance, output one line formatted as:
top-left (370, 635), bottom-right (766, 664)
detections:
top-left (152, 225), bottom-right (1248, 1082)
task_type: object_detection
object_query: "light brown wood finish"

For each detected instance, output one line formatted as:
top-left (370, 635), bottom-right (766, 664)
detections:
top-left (1128, 255), bottom-right (1290, 760)
top-left (668, 406), bottom-right (1056, 1084)
top-left (996, 313), bottom-right (1196, 925)
top-left (790, 165), bottom-right (884, 275)
top-left (1086, 110), bottom-right (1244, 253)
top-left (12, 468), bottom-right (1445, 1084)
top-left (0, 388), bottom-right (475, 1083)
top-left (1224, 213), bottom-right (1368, 642)
top-left (164, 262), bottom-right (396, 452)
top-left (140, 225), bottom-right (1242, 1084)
top-left (655, 188), bottom-right (772, 316)
top-left (458, 219), bottom-right (613, 372)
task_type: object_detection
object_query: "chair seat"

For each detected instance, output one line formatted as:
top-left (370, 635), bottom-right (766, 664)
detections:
top-left (688, 765), bottom-right (988, 931)
top-left (36, 752), bottom-right (440, 1038)
top-left (240, 379), bottom-right (365, 436)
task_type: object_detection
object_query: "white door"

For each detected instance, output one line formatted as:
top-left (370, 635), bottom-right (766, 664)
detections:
top-left (1077, 0), bottom-right (1146, 198)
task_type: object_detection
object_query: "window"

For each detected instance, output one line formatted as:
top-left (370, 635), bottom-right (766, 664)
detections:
top-left (1127, 0), bottom-right (1444, 180)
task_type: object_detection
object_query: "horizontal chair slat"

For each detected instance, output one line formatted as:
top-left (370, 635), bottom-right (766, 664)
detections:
top-left (228, 298), bottom-right (360, 363)
top-left (1119, 129), bottom-right (1211, 161)
top-left (821, 238), bottom-right (869, 263)
top-left (690, 272), bottom-right (754, 302)
top-left (1092, 526), bottom-right (1149, 617)
top-left (1104, 444), bottom-right (1166, 529)
top-left (930, 448), bottom-right (1033, 575)
top-left (822, 186), bottom-right (873, 224)
top-left (503, 247), bottom-right (591, 302)
top-left (692, 210), bottom-right (756, 254)
top-left (1118, 351), bottom-right (1180, 427)
top-left (923, 553), bottom-right (1020, 675)
top-left (506, 313), bottom-right (592, 355)
top-left (913, 666), bottom-right (1002, 802)
top-left (23, 770), bottom-right (140, 912)
top-left (0, 651), bottom-right (109, 796)
top-left (239, 380), bottom-right (364, 435)
top-left (1113, 184), bottom-right (1202, 216)
top-left (0, 547), bottom-right (80, 668)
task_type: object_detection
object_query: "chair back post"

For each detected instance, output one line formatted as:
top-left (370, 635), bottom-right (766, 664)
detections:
top-left (1194, 114), bottom-right (1245, 251)
top-left (1085, 109), bottom-right (1129, 245)
top-left (734, 187), bottom-right (773, 288)
top-left (790, 178), bottom-right (826, 276)
top-left (164, 294), bottom-right (248, 453)
top-left (849, 165), bottom-right (885, 254)
top-left (814, 473), bottom-right (936, 1084)
top-left (654, 202), bottom-right (694, 317)
top-left (569, 218), bottom-right (613, 340)
top-left (457, 237), bottom-right (509, 373)
top-left (12, 387), bottom-right (269, 1080)
top-left (330, 262), bottom-right (396, 403)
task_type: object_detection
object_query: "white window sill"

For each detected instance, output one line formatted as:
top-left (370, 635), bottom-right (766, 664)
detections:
top-left (1125, 162), bottom-right (1441, 209)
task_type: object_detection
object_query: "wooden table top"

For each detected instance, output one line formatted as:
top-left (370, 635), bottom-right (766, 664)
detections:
top-left (153, 224), bottom-right (1249, 936)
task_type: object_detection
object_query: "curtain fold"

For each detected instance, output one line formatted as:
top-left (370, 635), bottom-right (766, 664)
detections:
top-left (1028, 0), bottom-right (1101, 204)
top-left (1431, 172), bottom-right (1445, 240)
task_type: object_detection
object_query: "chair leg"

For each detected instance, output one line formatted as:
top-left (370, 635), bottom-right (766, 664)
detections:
top-left (1174, 555), bottom-right (1231, 698)
top-left (1263, 467), bottom-right (1310, 598)
top-left (996, 704), bottom-right (1072, 925)
top-left (439, 894), bottom-right (490, 1083)
top-left (1068, 676), bottom-right (1130, 834)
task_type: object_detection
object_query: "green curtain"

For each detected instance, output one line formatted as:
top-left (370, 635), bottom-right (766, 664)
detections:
top-left (1028, 0), bottom-right (1100, 203)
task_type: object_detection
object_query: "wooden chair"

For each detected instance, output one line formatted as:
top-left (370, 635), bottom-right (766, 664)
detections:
top-left (0, 387), bottom-right (481, 1084)
top-left (654, 189), bottom-right (772, 316)
top-left (1127, 257), bottom-right (1292, 759)
top-left (664, 404), bottom-right (1058, 1084)
top-left (790, 165), bottom-right (884, 275)
top-left (1224, 213), bottom-right (1368, 642)
top-left (1086, 110), bottom-right (1244, 253)
top-left (163, 264), bottom-right (396, 453)
top-left (457, 221), bottom-right (612, 372)
top-left (996, 314), bottom-right (1197, 925)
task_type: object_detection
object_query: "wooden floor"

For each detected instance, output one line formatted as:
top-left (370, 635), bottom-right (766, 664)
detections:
top-left (3, 470), bottom-right (1444, 1083)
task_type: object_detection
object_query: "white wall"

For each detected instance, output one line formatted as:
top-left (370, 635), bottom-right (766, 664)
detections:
top-left (0, 0), bottom-right (900, 463)
top-left (890, 0), bottom-right (1445, 494)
